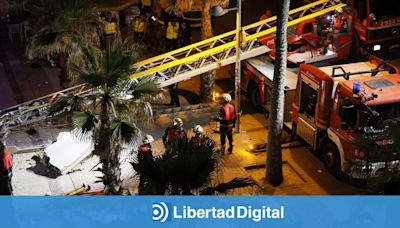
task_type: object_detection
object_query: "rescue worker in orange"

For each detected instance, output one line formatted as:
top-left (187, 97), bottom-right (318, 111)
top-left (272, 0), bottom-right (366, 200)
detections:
top-left (137, 135), bottom-right (155, 194)
top-left (163, 117), bottom-right (187, 149)
top-left (189, 125), bottom-right (215, 149)
top-left (331, 7), bottom-right (348, 33)
top-left (215, 93), bottom-right (236, 154)
top-left (260, 10), bottom-right (273, 21)
top-left (0, 141), bottom-right (13, 195)
top-left (102, 11), bottom-right (119, 50)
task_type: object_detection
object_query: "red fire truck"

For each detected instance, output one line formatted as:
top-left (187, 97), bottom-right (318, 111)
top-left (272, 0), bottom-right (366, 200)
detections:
top-left (261, 0), bottom-right (400, 65)
top-left (242, 54), bottom-right (400, 180)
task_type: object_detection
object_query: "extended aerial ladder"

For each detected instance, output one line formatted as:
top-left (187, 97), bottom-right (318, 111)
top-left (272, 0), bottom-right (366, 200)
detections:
top-left (0, 0), bottom-right (345, 134)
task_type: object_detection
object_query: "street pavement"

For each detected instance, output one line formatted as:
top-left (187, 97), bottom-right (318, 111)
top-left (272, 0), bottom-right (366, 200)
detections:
top-left (0, 22), bottom-right (61, 110)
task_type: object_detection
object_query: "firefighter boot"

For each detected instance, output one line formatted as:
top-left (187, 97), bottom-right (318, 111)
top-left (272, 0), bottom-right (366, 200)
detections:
top-left (221, 147), bottom-right (225, 155)
top-left (228, 147), bottom-right (233, 154)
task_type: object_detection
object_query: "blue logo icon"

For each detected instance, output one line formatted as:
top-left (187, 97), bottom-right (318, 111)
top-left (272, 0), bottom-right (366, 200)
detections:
top-left (152, 202), bottom-right (169, 222)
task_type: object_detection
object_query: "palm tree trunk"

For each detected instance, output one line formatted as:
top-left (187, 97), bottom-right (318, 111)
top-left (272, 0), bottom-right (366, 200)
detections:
top-left (94, 100), bottom-right (121, 195)
top-left (200, 0), bottom-right (215, 102)
top-left (266, 0), bottom-right (290, 186)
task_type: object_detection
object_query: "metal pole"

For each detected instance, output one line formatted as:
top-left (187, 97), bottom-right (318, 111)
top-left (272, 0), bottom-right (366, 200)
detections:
top-left (235, 0), bottom-right (242, 132)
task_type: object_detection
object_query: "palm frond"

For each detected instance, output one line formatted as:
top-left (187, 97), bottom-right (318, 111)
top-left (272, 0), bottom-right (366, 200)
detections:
top-left (110, 119), bottom-right (141, 146)
top-left (131, 77), bottom-right (160, 99)
top-left (72, 111), bottom-right (98, 133)
top-left (47, 94), bottom-right (83, 116)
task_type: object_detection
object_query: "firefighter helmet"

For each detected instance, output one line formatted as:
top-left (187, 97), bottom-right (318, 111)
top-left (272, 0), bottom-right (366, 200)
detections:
top-left (222, 93), bottom-right (232, 102)
top-left (143, 134), bottom-right (154, 144)
top-left (193, 125), bottom-right (204, 134)
top-left (336, 7), bottom-right (343, 14)
top-left (173, 117), bottom-right (183, 127)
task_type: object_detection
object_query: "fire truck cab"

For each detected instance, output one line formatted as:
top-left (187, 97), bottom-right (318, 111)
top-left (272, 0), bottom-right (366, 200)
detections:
top-left (242, 53), bottom-right (400, 180)
top-left (291, 55), bottom-right (400, 179)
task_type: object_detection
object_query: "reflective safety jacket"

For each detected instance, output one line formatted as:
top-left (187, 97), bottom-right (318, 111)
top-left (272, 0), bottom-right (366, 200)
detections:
top-left (104, 21), bottom-right (117, 35)
top-left (218, 103), bottom-right (236, 126)
top-left (166, 22), bottom-right (179, 40)
top-left (1, 150), bottom-right (13, 180)
top-left (163, 126), bottom-right (187, 146)
top-left (133, 19), bottom-right (145, 33)
top-left (333, 14), bottom-right (348, 32)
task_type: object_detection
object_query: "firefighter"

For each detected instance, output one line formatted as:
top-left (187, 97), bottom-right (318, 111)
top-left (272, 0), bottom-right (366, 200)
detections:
top-left (332, 7), bottom-right (348, 33)
top-left (259, 10), bottom-right (273, 21)
top-left (132, 15), bottom-right (146, 43)
top-left (189, 125), bottom-right (215, 149)
top-left (163, 117), bottom-right (187, 148)
top-left (0, 141), bottom-right (13, 195)
top-left (215, 93), bottom-right (236, 154)
top-left (137, 134), bottom-right (155, 194)
top-left (102, 11), bottom-right (119, 50)
top-left (138, 134), bottom-right (154, 157)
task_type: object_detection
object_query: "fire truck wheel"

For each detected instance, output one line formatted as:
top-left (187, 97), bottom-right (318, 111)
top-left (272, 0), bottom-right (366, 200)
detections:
top-left (322, 143), bottom-right (341, 176)
top-left (248, 83), bottom-right (261, 112)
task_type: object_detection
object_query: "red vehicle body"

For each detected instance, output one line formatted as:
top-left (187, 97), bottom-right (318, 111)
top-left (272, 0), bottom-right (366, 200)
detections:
top-left (242, 53), bottom-right (400, 180)
top-left (260, 0), bottom-right (400, 65)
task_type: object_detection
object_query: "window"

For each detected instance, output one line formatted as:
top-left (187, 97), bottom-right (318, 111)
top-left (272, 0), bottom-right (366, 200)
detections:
top-left (299, 81), bottom-right (318, 119)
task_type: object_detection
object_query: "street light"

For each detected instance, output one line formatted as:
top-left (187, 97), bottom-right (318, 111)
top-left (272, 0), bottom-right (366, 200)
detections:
top-left (210, 1), bottom-right (242, 132)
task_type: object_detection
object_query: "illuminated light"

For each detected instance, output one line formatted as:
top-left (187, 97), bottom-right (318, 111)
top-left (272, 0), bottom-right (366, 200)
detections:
top-left (216, 92), bottom-right (220, 97)
top-left (353, 81), bottom-right (362, 94)
top-left (249, 144), bottom-right (254, 150)
top-left (373, 45), bottom-right (381, 51)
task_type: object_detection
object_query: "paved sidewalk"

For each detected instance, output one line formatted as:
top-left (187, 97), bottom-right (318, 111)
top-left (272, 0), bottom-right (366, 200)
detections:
top-left (0, 22), bottom-right (61, 110)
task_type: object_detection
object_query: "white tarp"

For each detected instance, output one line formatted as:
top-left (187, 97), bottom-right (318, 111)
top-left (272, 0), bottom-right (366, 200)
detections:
top-left (45, 132), bottom-right (94, 175)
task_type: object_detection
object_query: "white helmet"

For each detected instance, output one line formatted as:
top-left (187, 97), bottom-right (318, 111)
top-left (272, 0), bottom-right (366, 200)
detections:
top-left (222, 93), bottom-right (231, 102)
top-left (173, 117), bottom-right (183, 127)
top-left (193, 125), bottom-right (203, 134)
top-left (143, 134), bottom-right (154, 144)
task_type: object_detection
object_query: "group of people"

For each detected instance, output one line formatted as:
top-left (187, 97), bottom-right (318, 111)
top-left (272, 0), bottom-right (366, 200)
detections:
top-left (100, 9), bottom-right (192, 52)
top-left (137, 92), bottom-right (237, 161)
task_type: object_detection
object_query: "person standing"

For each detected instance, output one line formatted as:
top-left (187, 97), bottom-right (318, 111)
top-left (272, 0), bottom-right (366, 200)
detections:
top-left (153, 15), bottom-right (180, 52)
top-left (179, 21), bottom-right (192, 48)
top-left (215, 94), bottom-right (236, 154)
top-left (132, 15), bottom-right (146, 43)
top-left (102, 11), bottom-right (119, 50)
top-left (0, 141), bottom-right (13, 195)
top-left (137, 135), bottom-right (156, 195)
top-left (168, 83), bottom-right (180, 107)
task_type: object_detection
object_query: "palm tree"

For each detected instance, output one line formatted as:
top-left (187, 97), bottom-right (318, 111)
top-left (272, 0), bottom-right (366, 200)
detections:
top-left (266, 0), bottom-right (290, 186)
top-left (25, 0), bottom-right (102, 87)
top-left (48, 43), bottom-right (160, 194)
top-left (132, 137), bottom-right (256, 195)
